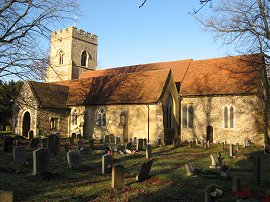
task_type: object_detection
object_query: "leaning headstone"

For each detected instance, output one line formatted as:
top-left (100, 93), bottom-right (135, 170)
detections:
top-left (112, 165), bottom-right (125, 189)
top-left (136, 138), bottom-right (144, 150)
top-left (185, 162), bottom-right (195, 176)
top-left (47, 134), bottom-right (60, 154)
top-left (205, 185), bottom-right (216, 202)
top-left (13, 146), bottom-right (27, 164)
top-left (125, 142), bottom-right (132, 150)
top-left (146, 144), bottom-right (152, 159)
top-left (103, 134), bottom-right (110, 147)
top-left (67, 149), bottom-right (81, 169)
top-left (102, 154), bottom-right (113, 174)
top-left (41, 138), bottom-right (48, 148)
top-left (229, 144), bottom-right (234, 157)
top-left (0, 191), bottom-right (13, 202)
top-left (28, 130), bottom-right (34, 139)
top-left (232, 176), bottom-right (241, 192)
top-left (136, 159), bottom-right (154, 182)
top-left (3, 136), bottom-right (13, 152)
top-left (209, 154), bottom-right (221, 169)
top-left (28, 138), bottom-right (40, 149)
top-left (115, 136), bottom-right (121, 145)
top-left (33, 148), bottom-right (49, 176)
top-left (254, 157), bottom-right (261, 185)
top-left (77, 139), bottom-right (82, 150)
top-left (71, 133), bottom-right (76, 139)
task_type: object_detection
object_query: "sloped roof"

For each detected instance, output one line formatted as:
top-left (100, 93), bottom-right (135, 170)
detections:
top-left (180, 54), bottom-right (263, 96)
top-left (80, 59), bottom-right (192, 82)
top-left (29, 81), bottom-right (69, 108)
top-left (30, 69), bottom-right (172, 107)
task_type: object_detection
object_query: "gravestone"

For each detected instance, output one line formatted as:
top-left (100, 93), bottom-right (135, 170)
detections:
top-left (129, 138), bottom-right (132, 143)
top-left (189, 141), bottom-right (192, 147)
top-left (112, 165), bottom-right (125, 189)
top-left (236, 143), bottom-right (240, 153)
top-left (103, 134), bottom-right (110, 147)
top-left (232, 176), bottom-right (241, 192)
top-left (222, 142), bottom-right (225, 150)
top-left (41, 138), bottom-right (48, 148)
top-left (158, 138), bottom-right (162, 146)
top-left (3, 136), bottom-right (13, 152)
top-left (195, 139), bottom-right (198, 146)
top-left (133, 137), bottom-right (137, 145)
top-left (28, 138), bottom-right (40, 149)
top-left (146, 144), bottom-right (152, 158)
top-left (143, 138), bottom-right (147, 147)
top-left (205, 185), bottom-right (216, 202)
top-left (209, 154), bottom-right (221, 169)
top-left (67, 149), bottom-right (82, 169)
top-left (77, 139), bottom-right (82, 150)
top-left (185, 162), bottom-right (196, 176)
top-left (71, 133), bottom-right (76, 139)
top-left (102, 154), bottom-right (113, 174)
top-left (136, 138), bottom-right (144, 150)
top-left (47, 134), bottom-right (60, 154)
top-left (202, 139), bottom-right (205, 148)
top-left (69, 137), bottom-right (74, 146)
top-left (206, 141), bottom-right (210, 148)
top-left (0, 191), bottom-right (13, 202)
top-left (254, 157), bottom-right (260, 185)
top-left (33, 148), bottom-right (49, 176)
top-left (136, 160), bottom-right (153, 182)
top-left (229, 144), bottom-right (234, 157)
top-left (224, 140), bottom-right (227, 149)
top-left (77, 134), bottom-right (81, 139)
top-left (13, 146), bottom-right (27, 164)
top-left (28, 130), bottom-right (34, 139)
top-left (115, 136), bottom-right (121, 145)
top-left (125, 142), bottom-right (132, 150)
top-left (89, 138), bottom-right (94, 149)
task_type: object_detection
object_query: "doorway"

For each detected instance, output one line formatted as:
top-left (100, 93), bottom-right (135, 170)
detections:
top-left (164, 94), bottom-right (175, 144)
top-left (22, 111), bottom-right (31, 137)
top-left (206, 126), bottom-right (213, 143)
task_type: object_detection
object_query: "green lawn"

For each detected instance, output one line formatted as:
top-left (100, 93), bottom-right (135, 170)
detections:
top-left (0, 140), bottom-right (269, 202)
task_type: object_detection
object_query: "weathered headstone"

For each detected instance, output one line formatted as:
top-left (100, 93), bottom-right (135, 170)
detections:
top-left (209, 154), bottom-right (221, 169)
top-left (185, 162), bottom-right (196, 176)
top-left (69, 137), bottom-right (74, 146)
top-left (202, 139), bottom-right (205, 148)
top-left (13, 146), bottom-right (27, 163)
top-left (136, 159), bottom-right (153, 182)
top-left (0, 191), bottom-right (13, 202)
top-left (41, 138), bottom-right (48, 148)
top-left (254, 157), bottom-right (261, 185)
top-left (136, 138), bottom-right (144, 150)
top-left (129, 137), bottom-right (132, 143)
top-left (28, 138), bottom-right (40, 149)
top-left (77, 134), bottom-right (81, 139)
top-left (47, 134), bottom-right (60, 154)
top-left (205, 185), bottom-right (216, 202)
top-left (229, 144), bottom-right (234, 157)
top-left (28, 130), bottom-right (34, 139)
top-left (206, 141), bottom-right (210, 148)
top-left (112, 165), bottom-right (125, 189)
top-left (71, 133), bottom-right (76, 139)
top-left (115, 136), bottom-right (121, 145)
top-left (195, 138), bottom-right (198, 146)
top-left (143, 138), bottom-right (147, 147)
top-left (33, 148), bottom-right (49, 176)
top-left (3, 136), bottom-right (13, 152)
top-left (146, 144), bottom-right (152, 158)
top-left (133, 137), bottom-right (137, 145)
top-left (222, 142), bottom-right (225, 150)
top-left (67, 149), bottom-right (82, 169)
top-left (103, 134), bottom-right (110, 147)
top-left (158, 138), bottom-right (162, 146)
top-left (125, 142), bottom-right (132, 150)
top-left (77, 139), bottom-right (82, 150)
top-left (232, 176), bottom-right (241, 192)
top-left (102, 154), bottom-right (113, 174)
top-left (189, 141), bottom-right (192, 147)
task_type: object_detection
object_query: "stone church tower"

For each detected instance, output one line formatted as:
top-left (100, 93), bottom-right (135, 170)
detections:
top-left (45, 26), bottom-right (98, 82)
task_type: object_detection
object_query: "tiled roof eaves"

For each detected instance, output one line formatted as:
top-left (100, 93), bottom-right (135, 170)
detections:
top-left (180, 92), bottom-right (257, 98)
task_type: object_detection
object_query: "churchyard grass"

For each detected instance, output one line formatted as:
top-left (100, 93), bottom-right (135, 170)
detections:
top-left (0, 139), bottom-right (269, 201)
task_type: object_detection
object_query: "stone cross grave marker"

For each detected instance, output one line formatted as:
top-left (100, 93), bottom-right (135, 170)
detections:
top-left (41, 138), bottom-right (48, 148)
top-left (103, 134), bottom-right (110, 147)
top-left (0, 191), bottom-right (13, 202)
top-left (102, 154), bottom-right (113, 174)
top-left (47, 134), bottom-right (60, 154)
top-left (146, 144), bottom-right (152, 159)
top-left (3, 136), bottom-right (13, 152)
top-left (136, 159), bottom-right (154, 182)
top-left (13, 146), bottom-right (27, 164)
top-left (112, 165), bottom-right (125, 189)
top-left (67, 149), bottom-right (82, 169)
top-left (136, 138), bottom-right (144, 150)
top-left (33, 148), bottom-right (49, 176)
top-left (28, 138), bottom-right (40, 149)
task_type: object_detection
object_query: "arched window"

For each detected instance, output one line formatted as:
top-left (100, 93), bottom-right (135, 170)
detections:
top-left (188, 106), bottom-right (194, 128)
top-left (59, 50), bottom-right (64, 65)
top-left (95, 107), bottom-right (106, 127)
top-left (165, 94), bottom-right (174, 128)
top-left (81, 51), bottom-right (87, 66)
top-left (224, 107), bottom-right (228, 128)
top-left (182, 105), bottom-right (188, 128)
top-left (230, 106), bottom-right (234, 128)
top-left (71, 109), bottom-right (78, 125)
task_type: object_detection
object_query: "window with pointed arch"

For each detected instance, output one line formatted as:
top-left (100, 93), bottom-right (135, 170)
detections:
top-left (181, 104), bottom-right (194, 129)
top-left (95, 107), bottom-right (106, 127)
top-left (81, 51), bottom-right (87, 66)
top-left (224, 106), bottom-right (235, 128)
top-left (71, 109), bottom-right (78, 125)
top-left (59, 50), bottom-right (64, 65)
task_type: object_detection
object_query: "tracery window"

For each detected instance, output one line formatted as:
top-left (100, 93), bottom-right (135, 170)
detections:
top-left (59, 50), bottom-right (64, 65)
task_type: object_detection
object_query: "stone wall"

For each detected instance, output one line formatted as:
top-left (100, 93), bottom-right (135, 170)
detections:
top-left (180, 95), bottom-right (264, 145)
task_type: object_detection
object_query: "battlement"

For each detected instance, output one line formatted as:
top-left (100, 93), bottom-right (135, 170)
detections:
top-left (51, 26), bottom-right (98, 44)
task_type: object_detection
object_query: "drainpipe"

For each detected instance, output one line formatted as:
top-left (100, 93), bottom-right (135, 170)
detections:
top-left (147, 105), bottom-right (150, 143)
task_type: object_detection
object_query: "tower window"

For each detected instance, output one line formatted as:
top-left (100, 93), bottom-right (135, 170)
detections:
top-left (59, 50), bottom-right (64, 65)
top-left (81, 51), bottom-right (87, 66)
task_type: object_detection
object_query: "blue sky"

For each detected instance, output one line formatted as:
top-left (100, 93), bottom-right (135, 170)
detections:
top-left (68, 0), bottom-right (233, 69)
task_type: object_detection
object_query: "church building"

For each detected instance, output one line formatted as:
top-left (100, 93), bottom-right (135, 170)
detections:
top-left (13, 26), bottom-right (267, 145)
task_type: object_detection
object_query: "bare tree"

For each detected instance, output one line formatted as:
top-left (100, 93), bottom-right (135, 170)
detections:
top-left (198, 0), bottom-right (270, 143)
top-left (0, 0), bottom-right (78, 81)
